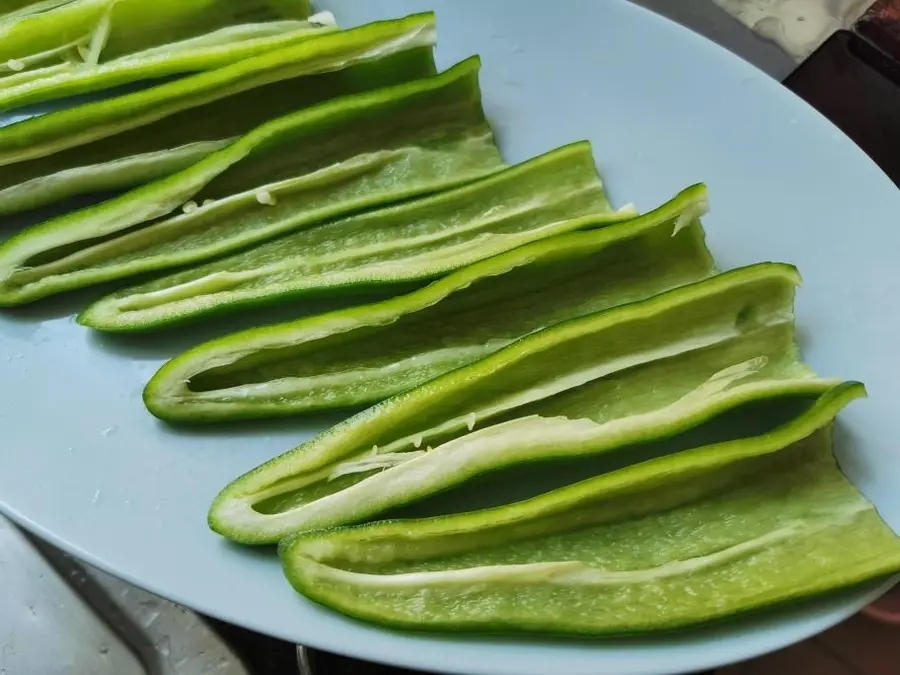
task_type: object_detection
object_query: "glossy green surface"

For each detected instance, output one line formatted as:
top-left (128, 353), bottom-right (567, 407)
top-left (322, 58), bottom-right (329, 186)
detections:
top-left (0, 1), bottom-right (77, 21)
top-left (142, 184), bottom-right (710, 420)
top-left (280, 384), bottom-right (900, 635)
top-left (0, 12), bottom-right (434, 214)
top-left (85, 141), bottom-right (615, 333)
top-left (209, 264), bottom-right (836, 544)
top-left (0, 0), bottom-right (311, 63)
top-left (0, 56), bottom-right (502, 304)
top-left (0, 4), bottom-right (333, 115)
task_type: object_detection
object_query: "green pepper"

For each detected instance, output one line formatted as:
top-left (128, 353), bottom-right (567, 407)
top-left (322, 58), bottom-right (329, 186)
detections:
top-left (278, 383), bottom-right (899, 636)
top-left (0, 56), bottom-right (503, 305)
top-left (0, 7), bottom-right (336, 115)
top-left (0, 12), bottom-right (336, 124)
top-left (0, 1), bottom-right (76, 21)
top-left (0, 12), bottom-right (436, 215)
top-left (0, 1), bottom-right (318, 101)
top-left (208, 263), bottom-right (837, 544)
top-left (0, 1), bottom-right (311, 62)
top-left (80, 140), bottom-right (616, 333)
top-left (139, 184), bottom-right (709, 421)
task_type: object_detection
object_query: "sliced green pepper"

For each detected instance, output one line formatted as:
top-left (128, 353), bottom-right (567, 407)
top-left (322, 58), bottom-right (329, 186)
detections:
top-left (0, 0), bottom-right (313, 79)
top-left (0, 10), bottom-right (337, 115)
top-left (0, 47), bottom-right (433, 218)
top-left (0, 1), bottom-right (77, 21)
top-left (0, 12), bottom-right (436, 215)
top-left (209, 263), bottom-right (838, 544)
top-left (81, 141), bottom-right (616, 333)
top-left (279, 383), bottom-right (900, 636)
top-left (140, 184), bottom-right (710, 421)
top-left (0, 56), bottom-right (503, 305)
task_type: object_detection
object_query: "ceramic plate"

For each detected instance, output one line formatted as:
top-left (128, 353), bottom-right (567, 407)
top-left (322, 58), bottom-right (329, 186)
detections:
top-left (2, 2), bottom-right (899, 674)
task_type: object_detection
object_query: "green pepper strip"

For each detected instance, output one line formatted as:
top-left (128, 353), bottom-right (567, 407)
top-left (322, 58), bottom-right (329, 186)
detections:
top-left (279, 383), bottom-right (898, 636)
top-left (209, 263), bottom-right (836, 543)
top-left (0, 12), bottom-right (434, 215)
top-left (0, 17), bottom-right (337, 114)
top-left (82, 140), bottom-right (616, 333)
top-left (0, 56), bottom-right (503, 304)
top-left (0, 0), bottom-right (311, 72)
top-left (0, 1), bottom-right (79, 22)
top-left (139, 184), bottom-right (709, 420)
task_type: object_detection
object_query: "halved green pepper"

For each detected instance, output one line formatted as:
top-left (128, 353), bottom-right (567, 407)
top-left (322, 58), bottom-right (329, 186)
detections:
top-left (209, 263), bottom-right (838, 544)
top-left (279, 384), bottom-right (900, 636)
top-left (80, 141), bottom-right (618, 332)
top-left (0, 2), bottom-right (335, 115)
top-left (0, 1), bottom-right (77, 21)
top-left (0, 0), bottom-right (312, 66)
top-left (140, 184), bottom-right (710, 421)
top-left (0, 12), bottom-right (436, 215)
top-left (0, 56), bottom-right (503, 305)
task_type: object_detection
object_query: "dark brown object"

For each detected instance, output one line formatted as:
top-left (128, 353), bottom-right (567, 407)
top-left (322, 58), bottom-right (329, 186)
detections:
top-left (855, 0), bottom-right (900, 62)
top-left (784, 29), bottom-right (900, 187)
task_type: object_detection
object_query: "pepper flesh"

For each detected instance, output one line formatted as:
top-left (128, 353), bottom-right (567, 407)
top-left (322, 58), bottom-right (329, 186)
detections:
top-left (0, 56), bottom-right (503, 304)
top-left (140, 184), bottom-right (711, 421)
top-left (208, 264), bottom-right (838, 544)
top-left (0, 8), bottom-right (337, 115)
top-left (0, 0), bottom-right (312, 66)
top-left (0, 1), bottom-right (78, 21)
top-left (279, 384), bottom-right (900, 636)
top-left (0, 12), bottom-right (436, 215)
top-left (82, 140), bottom-right (618, 333)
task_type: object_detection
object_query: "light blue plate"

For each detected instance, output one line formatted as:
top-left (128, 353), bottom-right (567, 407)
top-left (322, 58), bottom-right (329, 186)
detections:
top-left (2, 2), bottom-right (899, 674)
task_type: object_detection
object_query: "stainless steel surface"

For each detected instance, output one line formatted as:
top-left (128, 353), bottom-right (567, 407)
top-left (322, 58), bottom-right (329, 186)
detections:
top-left (0, 516), bottom-right (143, 675)
top-left (0, 515), bottom-right (248, 675)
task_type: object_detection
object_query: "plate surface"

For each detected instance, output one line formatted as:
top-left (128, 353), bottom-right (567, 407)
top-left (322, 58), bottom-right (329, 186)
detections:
top-left (2, 2), bottom-right (900, 674)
